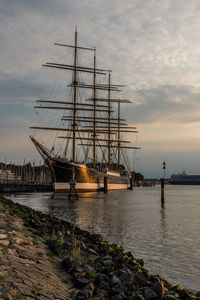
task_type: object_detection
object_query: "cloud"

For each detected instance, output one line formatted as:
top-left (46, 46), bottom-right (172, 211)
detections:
top-left (123, 85), bottom-right (200, 125)
top-left (1, 0), bottom-right (200, 88)
top-left (0, 72), bottom-right (47, 101)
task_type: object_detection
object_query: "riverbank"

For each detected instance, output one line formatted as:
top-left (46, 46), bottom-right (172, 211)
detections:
top-left (0, 196), bottom-right (199, 300)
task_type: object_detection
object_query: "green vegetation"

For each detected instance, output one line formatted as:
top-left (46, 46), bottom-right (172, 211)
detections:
top-left (175, 284), bottom-right (182, 291)
top-left (13, 293), bottom-right (22, 300)
top-left (19, 241), bottom-right (29, 247)
top-left (61, 277), bottom-right (68, 284)
top-left (0, 269), bottom-right (12, 286)
top-left (37, 252), bottom-right (44, 257)
top-left (23, 221), bottom-right (33, 230)
top-left (1, 245), bottom-right (8, 255)
top-left (47, 251), bottom-right (54, 262)
top-left (32, 238), bottom-right (39, 246)
top-left (8, 244), bottom-right (16, 250)
top-left (55, 236), bottom-right (65, 247)
top-left (31, 285), bottom-right (43, 295)
top-left (88, 270), bottom-right (97, 279)
top-left (31, 229), bottom-right (44, 238)
top-left (70, 290), bottom-right (76, 300)
top-left (0, 274), bottom-right (7, 286)
top-left (69, 232), bottom-right (87, 264)
top-left (7, 206), bottom-right (27, 220)
top-left (70, 246), bottom-right (86, 263)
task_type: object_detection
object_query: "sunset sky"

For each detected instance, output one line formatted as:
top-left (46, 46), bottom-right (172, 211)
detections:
top-left (1, 0), bottom-right (200, 178)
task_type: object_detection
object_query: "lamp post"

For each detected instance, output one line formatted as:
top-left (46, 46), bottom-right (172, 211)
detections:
top-left (161, 161), bottom-right (166, 205)
top-left (163, 161), bottom-right (166, 180)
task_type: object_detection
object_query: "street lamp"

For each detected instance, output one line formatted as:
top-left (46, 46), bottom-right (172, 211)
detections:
top-left (163, 161), bottom-right (166, 180)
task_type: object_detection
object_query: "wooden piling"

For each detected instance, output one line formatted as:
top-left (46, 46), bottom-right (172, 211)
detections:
top-left (130, 176), bottom-right (133, 190)
top-left (104, 176), bottom-right (107, 193)
top-left (68, 181), bottom-right (78, 200)
top-left (161, 178), bottom-right (165, 204)
top-left (97, 177), bottom-right (100, 192)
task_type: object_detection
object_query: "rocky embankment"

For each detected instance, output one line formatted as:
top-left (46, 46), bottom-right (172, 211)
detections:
top-left (0, 196), bottom-right (199, 300)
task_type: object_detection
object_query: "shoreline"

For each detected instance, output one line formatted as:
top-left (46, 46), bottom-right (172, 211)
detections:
top-left (0, 195), bottom-right (199, 300)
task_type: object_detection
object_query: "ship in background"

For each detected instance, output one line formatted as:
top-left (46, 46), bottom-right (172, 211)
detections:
top-left (30, 28), bottom-right (140, 193)
top-left (169, 171), bottom-right (200, 185)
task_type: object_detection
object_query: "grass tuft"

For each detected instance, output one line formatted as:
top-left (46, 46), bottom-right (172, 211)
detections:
top-left (88, 270), bottom-right (97, 279)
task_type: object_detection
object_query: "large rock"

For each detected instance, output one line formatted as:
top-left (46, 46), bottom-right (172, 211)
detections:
top-left (74, 278), bottom-right (91, 288)
top-left (143, 287), bottom-right (158, 299)
top-left (119, 268), bottom-right (135, 287)
top-left (95, 288), bottom-right (109, 298)
top-left (150, 276), bottom-right (165, 297)
top-left (103, 260), bottom-right (113, 266)
top-left (132, 291), bottom-right (146, 300)
top-left (161, 295), bottom-right (179, 300)
top-left (111, 275), bottom-right (121, 286)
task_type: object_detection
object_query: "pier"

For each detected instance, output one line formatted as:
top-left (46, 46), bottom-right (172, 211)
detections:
top-left (0, 162), bottom-right (53, 193)
top-left (0, 181), bottom-right (53, 193)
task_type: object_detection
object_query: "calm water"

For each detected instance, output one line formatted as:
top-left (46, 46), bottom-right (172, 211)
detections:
top-left (6, 185), bottom-right (200, 292)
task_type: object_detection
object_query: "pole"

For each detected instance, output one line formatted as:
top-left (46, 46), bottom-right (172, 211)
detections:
top-left (93, 50), bottom-right (96, 168)
top-left (107, 71), bottom-right (111, 169)
top-left (104, 176), bottom-right (107, 193)
top-left (161, 161), bottom-right (166, 205)
top-left (117, 101), bottom-right (121, 171)
top-left (130, 176), bottom-right (133, 190)
top-left (161, 178), bottom-right (165, 204)
top-left (72, 28), bottom-right (78, 161)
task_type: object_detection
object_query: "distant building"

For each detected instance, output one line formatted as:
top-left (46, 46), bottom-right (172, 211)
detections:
top-left (131, 171), bottom-right (144, 182)
top-left (0, 169), bottom-right (22, 182)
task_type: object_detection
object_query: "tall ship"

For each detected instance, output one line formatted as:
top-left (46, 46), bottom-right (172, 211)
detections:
top-left (30, 29), bottom-right (140, 193)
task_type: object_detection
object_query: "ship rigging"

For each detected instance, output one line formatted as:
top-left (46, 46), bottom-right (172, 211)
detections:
top-left (30, 28), bottom-right (140, 193)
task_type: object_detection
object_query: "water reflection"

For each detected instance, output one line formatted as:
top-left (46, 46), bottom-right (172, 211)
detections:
top-left (160, 206), bottom-right (167, 238)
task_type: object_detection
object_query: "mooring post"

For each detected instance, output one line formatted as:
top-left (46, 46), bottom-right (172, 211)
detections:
top-left (130, 176), bottom-right (133, 190)
top-left (161, 178), bottom-right (165, 204)
top-left (68, 166), bottom-right (78, 200)
top-left (97, 177), bottom-right (100, 192)
top-left (161, 161), bottom-right (166, 205)
top-left (68, 181), bottom-right (78, 200)
top-left (104, 176), bottom-right (107, 193)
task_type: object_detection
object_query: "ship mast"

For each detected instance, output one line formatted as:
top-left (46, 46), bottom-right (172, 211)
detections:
top-left (30, 29), bottom-right (140, 170)
top-left (108, 71), bottom-right (111, 168)
top-left (32, 28), bottom-right (106, 162)
top-left (118, 100), bottom-right (120, 170)
top-left (93, 50), bottom-right (97, 167)
top-left (72, 27), bottom-right (78, 161)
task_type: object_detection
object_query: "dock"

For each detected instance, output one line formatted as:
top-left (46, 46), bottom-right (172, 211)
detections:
top-left (0, 181), bottom-right (53, 193)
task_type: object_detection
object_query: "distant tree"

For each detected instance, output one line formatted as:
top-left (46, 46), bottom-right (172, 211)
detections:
top-left (131, 171), bottom-right (144, 181)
